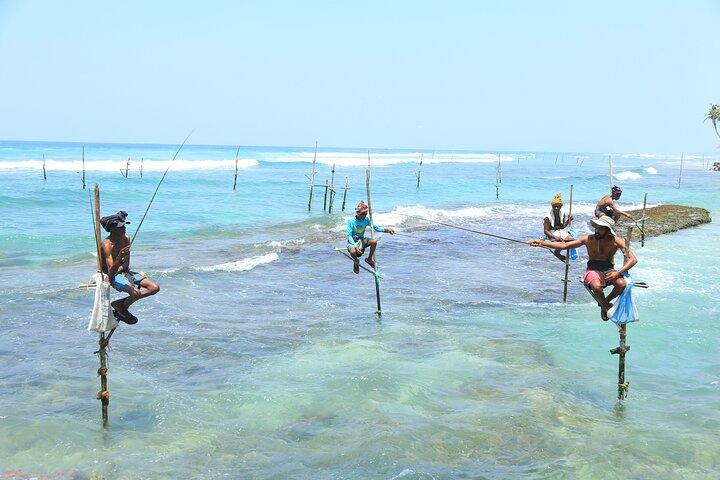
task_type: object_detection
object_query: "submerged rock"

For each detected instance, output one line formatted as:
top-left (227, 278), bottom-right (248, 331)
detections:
top-left (617, 204), bottom-right (711, 238)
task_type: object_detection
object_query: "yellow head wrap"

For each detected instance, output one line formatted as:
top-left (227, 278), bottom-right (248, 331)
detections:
top-left (551, 193), bottom-right (563, 206)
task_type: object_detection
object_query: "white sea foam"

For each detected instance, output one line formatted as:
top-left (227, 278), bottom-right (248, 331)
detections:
top-left (265, 151), bottom-right (513, 167)
top-left (0, 158), bottom-right (259, 171)
top-left (644, 167), bottom-right (658, 174)
top-left (614, 171), bottom-right (642, 181)
top-left (196, 253), bottom-right (278, 272)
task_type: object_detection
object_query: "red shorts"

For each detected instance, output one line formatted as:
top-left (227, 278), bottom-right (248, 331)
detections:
top-left (584, 269), bottom-right (614, 288)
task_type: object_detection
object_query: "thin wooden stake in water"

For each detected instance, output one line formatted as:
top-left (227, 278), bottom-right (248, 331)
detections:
top-left (233, 145), bottom-right (241, 191)
top-left (124, 157), bottom-right (131, 178)
top-left (323, 179), bottom-right (329, 212)
top-left (611, 226), bottom-right (633, 400)
top-left (562, 184), bottom-right (574, 303)
top-left (640, 193), bottom-right (648, 247)
top-left (140, 157), bottom-right (144, 178)
top-left (82, 145), bottom-right (86, 190)
top-left (43, 154), bottom-right (47, 181)
top-left (341, 177), bottom-right (349, 212)
top-left (609, 154), bottom-right (614, 191)
top-left (308, 142), bottom-right (317, 211)
top-left (328, 163), bottom-right (336, 213)
top-left (678, 153), bottom-right (684, 188)
top-left (366, 152), bottom-right (381, 316)
top-left (416, 153), bottom-right (423, 189)
top-left (94, 184), bottom-right (110, 426)
top-left (495, 155), bottom-right (500, 199)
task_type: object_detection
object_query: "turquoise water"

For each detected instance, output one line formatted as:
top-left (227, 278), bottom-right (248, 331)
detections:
top-left (1, 141), bottom-right (719, 479)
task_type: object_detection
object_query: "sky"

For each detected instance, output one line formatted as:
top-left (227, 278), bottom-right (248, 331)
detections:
top-left (0, 0), bottom-right (718, 153)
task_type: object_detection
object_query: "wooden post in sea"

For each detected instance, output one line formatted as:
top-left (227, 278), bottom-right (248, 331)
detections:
top-left (416, 153), bottom-right (423, 189)
top-left (307, 141), bottom-right (317, 211)
top-left (42, 154), bottom-right (47, 181)
top-left (140, 157), bottom-right (143, 178)
top-left (495, 155), bottom-right (500, 199)
top-left (233, 145), bottom-right (241, 191)
top-left (366, 152), bottom-right (381, 316)
top-left (93, 184), bottom-right (110, 426)
top-left (640, 193), bottom-right (648, 247)
top-left (323, 179), bottom-right (329, 212)
top-left (562, 184), bottom-right (574, 303)
top-left (341, 177), bottom-right (349, 212)
top-left (610, 226), bottom-right (633, 400)
top-left (328, 163), bottom-right (336, 213)
top-left (609, 154), bottom-right (613, 191)
top-left (677, 152), bottom-right (684, 188)
top-left (124, 157), bottom-right (131, 178)
top-left (82, 145), bottom-right (86, 190)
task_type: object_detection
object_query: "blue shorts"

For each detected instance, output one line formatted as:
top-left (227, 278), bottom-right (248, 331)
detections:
top-left (348, 237), bottom-right (370, 252)
top-left (110, 270), bottom-right (145, 292)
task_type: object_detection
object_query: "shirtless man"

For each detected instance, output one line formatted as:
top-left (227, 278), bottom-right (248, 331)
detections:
top-left (347, 200), bottom-right (395, 273)
top-left (530, 216), bottom-right (637, 320)
top-left (100, 211), bottom-right (160, 324)
top-left (544, 192), bottom-right (574, 261)
top-left (595, 185), bottom-right (634, 222)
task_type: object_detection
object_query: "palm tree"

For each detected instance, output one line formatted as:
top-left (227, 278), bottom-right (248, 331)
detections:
top-left (705, 104), bottom-right (720, 139)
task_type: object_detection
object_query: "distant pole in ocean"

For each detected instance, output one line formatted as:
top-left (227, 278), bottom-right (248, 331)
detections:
top-left (140, 157), bottom-right (143, 178)
top-left (82, 145), bottom-right (86, 190)
top-left (609, 154), bottom-right (613, 191)
top-left (42, 154), bottom-right (47, 181)
top-left (366, 152), bottom-right (381, 316)
top-left (610, 226), bottom-right (633, 400)
top-left (562, 184), bottom-right (574, 303)
top-left (495, 155), bottom-right (500, 199)
top-left (416, 153), bottom-right (423, 189)
top-left (124, 157), bottom-right (131, 178)
top-left (328, 163), bottom-right (336, 213)
top-left (93, 184), bottom-right (111, 426)
top-left (678, 153), bottom-right (684, 188)
top-left (233, 145), bottom-right (241, 191)
top-left (341, 176), bottom-right (349, 212)
top-left (640, 193), bottom-right (648, 247)
top-left (307, 141), bottom-right (317, 211)
top-left (323, 179), bottom-right (329, 212)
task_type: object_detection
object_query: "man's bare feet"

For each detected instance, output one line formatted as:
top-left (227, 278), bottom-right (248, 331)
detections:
top-left (353, 261), bottom-right (359, 274)
top-left (600, 308), bottom-right (609, 321)
top-left (365, 257), bottom-right (375, 268)
top-left (551, 250), bottom-right (567, 262)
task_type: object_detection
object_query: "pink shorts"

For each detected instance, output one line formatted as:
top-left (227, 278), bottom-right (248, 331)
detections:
top-left (584, 269), bottom-right (614, 288)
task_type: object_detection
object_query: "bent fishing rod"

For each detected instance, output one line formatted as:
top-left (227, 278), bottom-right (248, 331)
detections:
top-left (422, 218), bottom-right (560, 251)
top-left (130, 130), bottom-right (193, 246)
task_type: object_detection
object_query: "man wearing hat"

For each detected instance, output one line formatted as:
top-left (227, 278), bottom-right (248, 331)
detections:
top-left (347, 200), bottom-right (396, 274)
top-left (100, 211), bottom-right (160, 324)
top-left (594, 185), bottom-right (634, 221)
top-left (543, 192), bottom-right (574, 261)
top-left (530, 215), bottom-right (637, 320)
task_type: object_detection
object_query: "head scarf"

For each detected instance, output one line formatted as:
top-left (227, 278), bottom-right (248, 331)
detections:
top-left (612, 185), bottom-right (622, 195)
top-left (550, 193), bottom-right (563, 206)
top-left (355, 201), bottom-right (368, 214)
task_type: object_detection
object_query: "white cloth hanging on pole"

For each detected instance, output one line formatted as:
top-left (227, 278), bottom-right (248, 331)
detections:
top-left (88, 272), bottom-right (118, 332)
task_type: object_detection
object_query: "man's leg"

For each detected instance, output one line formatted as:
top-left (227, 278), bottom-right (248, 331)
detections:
top-left (349, 247), bottom-right (362, 273)
top-left (365, 239), bottom-right (378, 267)
top-left (606, 276), bottom-right (627, 304)
top-left (586, 273), bottom-right (612, 321)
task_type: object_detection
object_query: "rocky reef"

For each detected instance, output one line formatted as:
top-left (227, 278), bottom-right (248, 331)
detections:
top-left (616, 204), bottom-right (711, 238)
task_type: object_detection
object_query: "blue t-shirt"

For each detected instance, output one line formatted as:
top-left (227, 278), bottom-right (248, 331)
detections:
top-left (347, 216), bottom-right (384, 247)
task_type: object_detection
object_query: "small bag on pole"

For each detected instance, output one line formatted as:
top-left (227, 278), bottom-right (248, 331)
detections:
top-left (88, 272), bottom-right (119, 332)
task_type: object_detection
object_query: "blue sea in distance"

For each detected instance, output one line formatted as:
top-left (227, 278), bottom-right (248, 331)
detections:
top-left (0, 140), bottom-right (719, 479)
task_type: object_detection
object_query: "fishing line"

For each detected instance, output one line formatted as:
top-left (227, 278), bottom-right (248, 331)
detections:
top-left (131, 130), bottom-right (193, 245)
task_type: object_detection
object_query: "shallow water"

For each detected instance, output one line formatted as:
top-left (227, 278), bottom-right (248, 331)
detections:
top-left (1, 141), bottom-right (719, 478)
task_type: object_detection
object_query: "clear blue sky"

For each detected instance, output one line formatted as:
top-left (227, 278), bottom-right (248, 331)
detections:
top-left (1, 0), bottom-right (718, 153)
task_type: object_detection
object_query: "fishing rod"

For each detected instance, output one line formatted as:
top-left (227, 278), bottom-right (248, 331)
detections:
top-left (424, 219), bottom-right (532, 245)
top-left (130, 130), bottom-right (193, 245)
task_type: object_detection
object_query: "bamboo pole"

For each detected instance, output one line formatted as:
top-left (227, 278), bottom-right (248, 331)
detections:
top-left (233, 145), bottom-right (241, 191)
top-left (366, 152), bottom-right (381, 316)
top-left (42, 154), bottom-right (47, 181)
top-left (640, 193), bottom-right (648, 247)
top-left (416, 153), bottom-right (423, 188)
top-left (562, 184), bottom-right (574, 303)
top-left (678, 153), bottom-right (683, 188)
top-left (610, 226), bottom-right (633, 400)
top-left (307, 141), bottom-right (317, 211)
top-left (341, 177), bottom-right (349, 212)
top-left (328, 163), bottom-right (336, 213)
top-left (82, 145), bottom-right (86, 190)
top-left (93, 184), bottom-right (110, 426)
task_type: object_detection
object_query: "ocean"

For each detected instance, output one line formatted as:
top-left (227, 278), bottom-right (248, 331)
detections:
top-left (1, 140), bottom-right (718, 479)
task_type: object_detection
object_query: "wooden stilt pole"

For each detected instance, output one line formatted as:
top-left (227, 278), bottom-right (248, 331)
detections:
top-left (323, 179), bottom-right (329, 212)
top-left (341, 177), bottom-right (349, 212)
top-left (308, 142), bottom-right (317, 211)
top-left (366, 152), bottom-right (381, 316)
top-left (610, 226), bottom-right (633, 400)
top-left (562, 184), bottom-right (574, 303)
top-left (640, 193), bottom-right (648, 247)
top-left (93, 184), bottom-right (110, 426)
top-left (233, 145), bottom-right (240, 191)
top-left (82, 145), bottom-right (86, 190)
top-left (609, 154), bottom-right (613, 191)
top-left (328, 163), bottom-right (336, 213)
top-left (495, 155), bottom-right (500, 199)
top-left (125, 157), bottom-right (130, 178)
top-left (42, 154), bottom-right (47, 181)
top-left (416, 153), bottom-right (423, 189)
top-left (140, 157), bottom-right (143, 178)
top-left (678, 152), bottom-right (683, 188)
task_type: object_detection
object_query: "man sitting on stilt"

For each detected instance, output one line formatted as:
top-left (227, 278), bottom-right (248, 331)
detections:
top-left (346, 201), bottom-right (395, 274)
top-left (530, 216), bottom-right (637, 320)
top-left (100, 211), bottom-right (160, 324)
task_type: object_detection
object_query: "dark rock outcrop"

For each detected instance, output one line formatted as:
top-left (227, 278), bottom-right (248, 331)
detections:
top-left (617, 204), bottom-right (711, 238)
